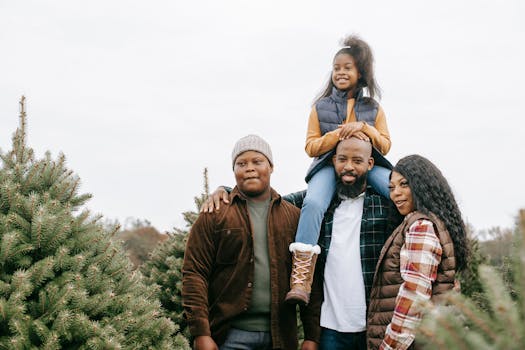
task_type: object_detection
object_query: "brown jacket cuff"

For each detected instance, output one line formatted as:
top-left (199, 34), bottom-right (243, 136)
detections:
top-left (188, 317), bottom-right (211, 337)
top-left (302, 324), bottom-right (321, 344)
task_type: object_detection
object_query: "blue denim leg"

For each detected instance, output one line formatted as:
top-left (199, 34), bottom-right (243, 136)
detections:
top-left (295, 165), bottom-right (336, 245)
top-left (219, 328), bottom-right (271, 350)
top-left (367, 165), bottom-right (391, 199)
top-left (319, 328), bottom-right (366, 350)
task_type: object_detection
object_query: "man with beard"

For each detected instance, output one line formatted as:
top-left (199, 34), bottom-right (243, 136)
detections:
top-left (200, 137), bottom-right (395, 350)
top-left (311, 137), bottom-right (395, 350)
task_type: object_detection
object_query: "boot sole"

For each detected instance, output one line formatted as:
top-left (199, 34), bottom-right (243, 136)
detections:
top-left (284, 291), bottom-right (310, 306)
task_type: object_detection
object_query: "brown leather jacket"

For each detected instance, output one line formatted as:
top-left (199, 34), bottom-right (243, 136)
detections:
top-left (182, 186), bottom-right (321, 349)
top-left (367, 212), bottom-right (456, 350)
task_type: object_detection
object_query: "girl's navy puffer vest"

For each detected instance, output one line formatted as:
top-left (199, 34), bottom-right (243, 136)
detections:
top-left (305, 88), bottom-right (379, 182)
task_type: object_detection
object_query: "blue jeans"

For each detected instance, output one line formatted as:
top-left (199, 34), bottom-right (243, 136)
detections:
top-left (367, 165), bottom-right (391, 199)
top-left (220, 328), bottom-right (271, 350)
top-left (295, 165), bottom-right (391, 245)
top-left (295, 166), bottom-right (336, 245)
top-left (319, 328), bottom-right (366, 350)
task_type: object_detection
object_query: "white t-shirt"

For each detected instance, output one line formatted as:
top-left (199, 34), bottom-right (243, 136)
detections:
top-left (320, 193), bottom-right (367, 332)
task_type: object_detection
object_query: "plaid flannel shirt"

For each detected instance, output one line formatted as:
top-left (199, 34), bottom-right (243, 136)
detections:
top-left (284, 185), bottom-right (392, 304)
top-left (379, 218), bottom-right (442, 350)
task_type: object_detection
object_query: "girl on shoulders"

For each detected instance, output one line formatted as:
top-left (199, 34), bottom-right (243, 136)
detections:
top-left (286, 35), bottom-right (392, 305)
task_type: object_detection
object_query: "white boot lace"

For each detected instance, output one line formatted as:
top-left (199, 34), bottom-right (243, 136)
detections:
top-left (291, 254), bottom-right (311, 285)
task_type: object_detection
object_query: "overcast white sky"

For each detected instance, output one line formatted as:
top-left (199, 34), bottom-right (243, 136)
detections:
top-left (1, 0), bottom-right (524, 234)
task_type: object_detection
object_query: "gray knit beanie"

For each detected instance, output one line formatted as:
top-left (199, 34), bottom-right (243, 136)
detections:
top-left (231, 134), bottom-right (273, 169)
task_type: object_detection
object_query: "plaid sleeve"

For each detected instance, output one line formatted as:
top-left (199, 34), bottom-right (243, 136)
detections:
top-left (379, 218), bottom-right (442, 350)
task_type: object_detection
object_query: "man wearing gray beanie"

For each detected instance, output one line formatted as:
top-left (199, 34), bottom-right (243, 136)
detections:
top-left (231, 134), bottom-right (274, 169)
top-left (182, 134), bottom-right (321, 350)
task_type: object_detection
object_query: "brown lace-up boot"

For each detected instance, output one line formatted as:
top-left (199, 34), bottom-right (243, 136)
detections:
top-left (284, 243), bottom-right (321, 305)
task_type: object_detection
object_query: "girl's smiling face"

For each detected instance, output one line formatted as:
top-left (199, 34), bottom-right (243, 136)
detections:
top-left (332, 53), bottom-right (361, 91)
top-left (389, 171), bottom-right (416, 216)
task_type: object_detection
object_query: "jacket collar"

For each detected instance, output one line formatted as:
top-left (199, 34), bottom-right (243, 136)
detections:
top-left (330, 86), bottom-right (364, 102)
top-left (230, 186), bottom-right (281, 204)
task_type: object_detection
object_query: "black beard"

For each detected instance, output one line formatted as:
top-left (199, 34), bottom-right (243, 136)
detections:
top-left (336, 171), bottom-right (367, 199)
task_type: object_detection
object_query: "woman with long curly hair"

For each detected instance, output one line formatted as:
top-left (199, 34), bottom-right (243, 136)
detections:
top-left (366, 155), bottom-right (469, 350)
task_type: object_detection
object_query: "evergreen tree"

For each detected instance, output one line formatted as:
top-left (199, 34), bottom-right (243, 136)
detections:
top-left (141, 168), bottom-right (210, 344)
top-left (417, 209), bottom-right (525, 349)
top-left (0, 97), bottom-right (188, 349)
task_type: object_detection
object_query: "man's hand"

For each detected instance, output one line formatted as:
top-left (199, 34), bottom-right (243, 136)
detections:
top-left (200, 187), bottom-right (229, 213)
top-left (194, 335), bottom-right (219, 350)
top-left (300, 340), bottom-right (319, 350)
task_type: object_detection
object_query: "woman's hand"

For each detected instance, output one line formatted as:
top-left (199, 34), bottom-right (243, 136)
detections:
top-left (338, 122), bottom-right (369, 141)
top-left (200, 187), bottom-right (229, 213)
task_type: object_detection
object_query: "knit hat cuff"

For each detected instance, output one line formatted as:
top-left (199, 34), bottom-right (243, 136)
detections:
top-left (231, 134), bottom-right (273, 168)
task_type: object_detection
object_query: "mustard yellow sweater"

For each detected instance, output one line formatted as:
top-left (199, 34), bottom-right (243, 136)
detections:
top-left (305, 98), bottom-right (391, 157)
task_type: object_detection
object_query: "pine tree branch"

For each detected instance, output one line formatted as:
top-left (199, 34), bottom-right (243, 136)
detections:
top-left (15, 96), bottom-right (27, 164)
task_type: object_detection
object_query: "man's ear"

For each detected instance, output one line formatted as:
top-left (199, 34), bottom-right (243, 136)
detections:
top-left (368, 156), bottom-right (374, 171)
top-left (332, 154), bottom-right (337, 166)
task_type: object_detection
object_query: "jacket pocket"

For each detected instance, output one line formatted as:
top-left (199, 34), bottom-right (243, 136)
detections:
top-left (215, 228), bottom-right (245, 264)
